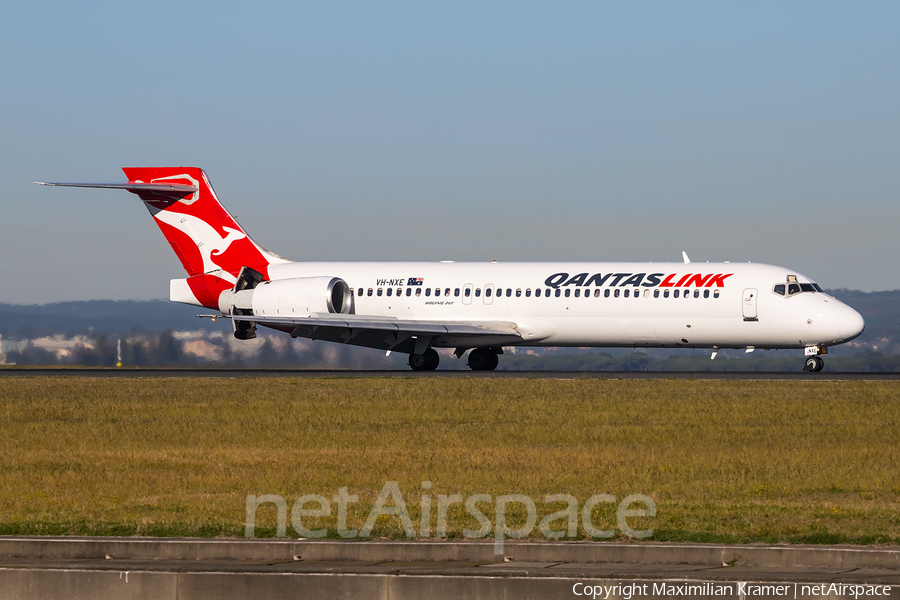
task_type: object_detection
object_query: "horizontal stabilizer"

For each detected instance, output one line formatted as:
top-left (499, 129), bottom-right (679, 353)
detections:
top-left (34, 181), bottom-right (198, 193)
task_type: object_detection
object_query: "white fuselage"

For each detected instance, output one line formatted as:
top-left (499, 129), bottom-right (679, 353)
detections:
top-left (259, 260), bottom-right (865, 351)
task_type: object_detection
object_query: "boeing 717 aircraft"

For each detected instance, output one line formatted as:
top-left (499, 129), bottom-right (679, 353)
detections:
top-left (36, 167), bottom-right (865, 372)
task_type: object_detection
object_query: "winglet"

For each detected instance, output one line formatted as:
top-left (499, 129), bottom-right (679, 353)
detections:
top-left (682, 251), bottom-right (691, 264)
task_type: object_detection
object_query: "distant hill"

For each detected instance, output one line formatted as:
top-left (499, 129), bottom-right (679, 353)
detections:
top-left (826, 289), bottom-right (900, 355)
top-left (0, 300), bottom-right (231, 339)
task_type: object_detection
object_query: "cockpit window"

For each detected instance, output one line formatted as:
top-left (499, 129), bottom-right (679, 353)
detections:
top-left (777, 280), bottom-right (823, 297)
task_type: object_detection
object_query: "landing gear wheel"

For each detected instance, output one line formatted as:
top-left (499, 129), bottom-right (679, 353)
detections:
top-left (423, 348), bottom-right (440, 370)
top-left (409, 348), bottom-right (440, 371)
top-left (468, 348), bottom-right (499, 371)
top-left (803, 356), bottom-right (824, 372)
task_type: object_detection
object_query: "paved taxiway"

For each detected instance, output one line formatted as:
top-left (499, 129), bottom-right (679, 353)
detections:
top-left (0, 368), bottom-right (897, 380)
top-left (0, 538), bottom-right (898, 600)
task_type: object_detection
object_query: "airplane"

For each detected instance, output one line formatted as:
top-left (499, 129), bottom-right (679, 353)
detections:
top-left (36, 167), bottom-right (865, 372)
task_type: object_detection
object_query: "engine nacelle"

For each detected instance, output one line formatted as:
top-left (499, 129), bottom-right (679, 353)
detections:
top-left (218, 276), bottom-right (354, 317)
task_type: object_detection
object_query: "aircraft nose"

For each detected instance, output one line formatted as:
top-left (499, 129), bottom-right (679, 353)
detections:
top-left (839, 307), bottom-right (865, 341)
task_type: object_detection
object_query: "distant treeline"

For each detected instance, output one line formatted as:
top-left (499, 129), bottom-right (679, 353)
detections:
top-left (5, 331), bottom-right (899, 371)
top-left (4, 331), bottom-right (409, 370)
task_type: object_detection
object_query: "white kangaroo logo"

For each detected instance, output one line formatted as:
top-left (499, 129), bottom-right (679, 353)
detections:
top-left (152, 211), bottom-right (248, 283)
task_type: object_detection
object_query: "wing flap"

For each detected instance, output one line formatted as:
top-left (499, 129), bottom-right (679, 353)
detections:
top-left (246, 313), bottom-right (519, 336)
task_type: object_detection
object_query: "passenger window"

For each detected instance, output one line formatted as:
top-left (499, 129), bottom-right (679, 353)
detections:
top-left (555, 289), bottom-right (561, 297)
top-left (475, 288), bottom-right (481, 297)
top-left (673, 290), bottom-right (680, 298)
top-left (664, 290), bottom-right (669, 298)
top-left (406, 288), bottom-right (412, 297)
top-left (574, 289), bottom-right (581, 298)
top-left (454, 288), bottom-right (460, 297)
top-left (506, 288), bottom-right (512, 297)
top-left (564, 289), bottom-right (570, 297)
top-left (526, 289), bottom-right (531, 297)
top-left (425, 288), bottom-right (431, 297)
top-left (594, 289), bottom-right (601, 298)
top-left (486, 288), bottom-right (492, 297)
top-left (644, 289), bottom-right (650, 298)
top-left (604, 289), bottom-right (610, 298)
top-left (693, 290), bottom-right (699, 298)
top-left (714, 289), bottom-right (720, 298)
top-left (387, 288), bottom-right (393, 297)
top-left (416, 288), bottom-right (422, 297)
top-left (357, 287), bottom-right (363, 296)
top-left (377, 288), bottom-right (383, 296)
top-left (397, 289), bottom-right (402, 296)
top-left (464, 288), bottom-right (471, 297)
top-left (614, 289), bottom-right (620, 298)
top-left (653, 289), bottom-right (659, 298)
top-left (703, 289), bottom-right (709, 298)
top-left (368, 288), bottom-right (373, 297)
top-left (773, 284), bottom-right (785, 296)
top-left (788, 283), bottom-right (801, 295)
top-left (435, 288), bottom-right (441, 296)
top-left (445, 288), bottom-right (451, 297)
top-left (516, 288), bottom-right (522, 297)
top-left (623, 289), bottom-right (630, 298)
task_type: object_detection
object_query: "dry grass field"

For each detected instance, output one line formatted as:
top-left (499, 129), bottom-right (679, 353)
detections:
top-left (0, 377), bottom-right (898, 543)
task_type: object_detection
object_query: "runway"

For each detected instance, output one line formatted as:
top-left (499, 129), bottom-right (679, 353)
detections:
top-left (0, 367), bottom-right (897, 380)
top-left (0, 538), bottom-right (897, 600)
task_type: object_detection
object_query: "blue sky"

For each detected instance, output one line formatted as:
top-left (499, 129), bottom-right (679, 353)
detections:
top-left (2, 1), bottom-right (898, 303)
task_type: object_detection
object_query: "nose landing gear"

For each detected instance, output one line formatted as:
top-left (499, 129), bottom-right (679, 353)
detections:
top-left (803, 355), bottom-right (824, 372)
top-left (803, 345), bottom-right (827, 372)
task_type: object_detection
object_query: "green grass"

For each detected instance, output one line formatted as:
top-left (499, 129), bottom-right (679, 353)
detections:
top-left (0, 378), bottom-right (898, 543)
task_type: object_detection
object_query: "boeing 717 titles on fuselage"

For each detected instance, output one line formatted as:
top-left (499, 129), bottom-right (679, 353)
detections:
top-left (36, 167), bottom-right (865, 371)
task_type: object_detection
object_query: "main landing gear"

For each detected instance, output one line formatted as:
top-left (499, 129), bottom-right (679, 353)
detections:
top-left (409, 348), bottom-right (440, 371)
top-left (468, 347), bottom-right (500, 371)
top-left (803, 355), bottom-right (824, 372)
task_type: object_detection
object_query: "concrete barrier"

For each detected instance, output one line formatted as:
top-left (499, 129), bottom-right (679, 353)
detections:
top-left (1, 538), bottom-right (898, 600)
top-left (2, 537), bottom-right (899, 569)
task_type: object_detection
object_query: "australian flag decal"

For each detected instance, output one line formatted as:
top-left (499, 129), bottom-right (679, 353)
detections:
top-left (407, 277), bottom-right (424, 286)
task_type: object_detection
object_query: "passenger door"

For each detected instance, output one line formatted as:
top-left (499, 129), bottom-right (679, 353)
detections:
top-left (742, 288), bottom-right (758, 321)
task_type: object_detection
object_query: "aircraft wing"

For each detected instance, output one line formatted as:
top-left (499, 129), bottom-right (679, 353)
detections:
top-left (202, 312), bottom-right (522, 353)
